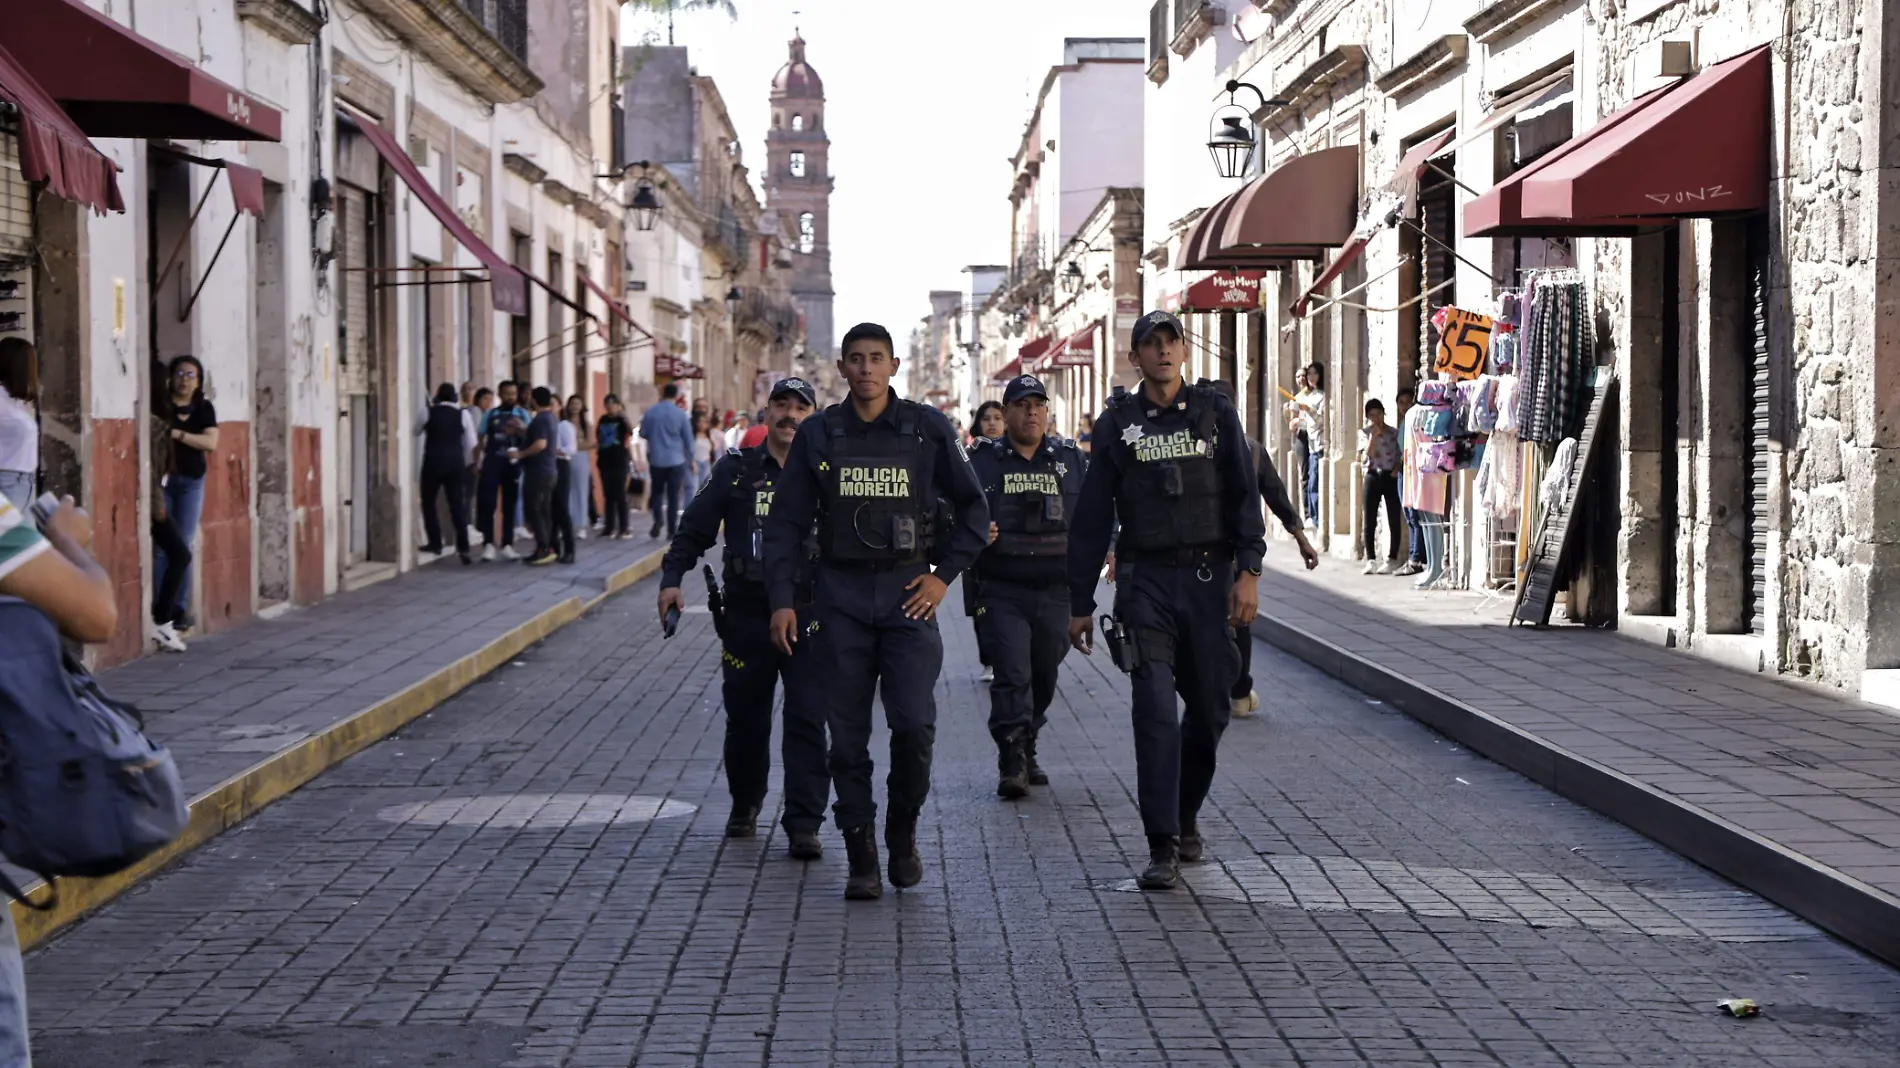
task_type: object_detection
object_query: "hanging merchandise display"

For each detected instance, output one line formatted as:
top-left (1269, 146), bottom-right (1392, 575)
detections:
top-left (1434, 307), bottom-right (1495, 380)
top-left (1513, 269), bottom-right (1594, 443)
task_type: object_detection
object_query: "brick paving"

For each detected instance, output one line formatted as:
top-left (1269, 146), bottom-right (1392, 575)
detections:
top-left (1252, 554), bottom-right (1900, 915)
top-left (21, 569), bottom-right (1900, 1066)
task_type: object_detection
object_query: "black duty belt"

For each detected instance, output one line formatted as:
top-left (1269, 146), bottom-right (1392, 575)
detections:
top-left (823, 556), bottom-right (929, 573)
top-left (1116, 546), bottom-right (1235, 568)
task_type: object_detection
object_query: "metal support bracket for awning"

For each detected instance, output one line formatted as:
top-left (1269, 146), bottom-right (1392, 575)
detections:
top-left (1424, 161), bottom-right (1488, 202)
top-left (1398, 216), bottom-right (1498, 284)
top-left (1292, 255), bottom-right (1412, 320)
top-left (178, 212), bottom-right (243, 321)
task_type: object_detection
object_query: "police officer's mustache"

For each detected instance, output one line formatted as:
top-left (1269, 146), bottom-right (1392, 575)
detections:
top-left (775, 417), bottom-right (799, 430)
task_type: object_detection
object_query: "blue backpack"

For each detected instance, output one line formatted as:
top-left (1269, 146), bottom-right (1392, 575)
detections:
top-left (0, 597), bottom-right (189, 906)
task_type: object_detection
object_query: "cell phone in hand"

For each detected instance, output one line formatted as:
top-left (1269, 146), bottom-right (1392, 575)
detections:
top-left (662, 604), bottom-right (681, 639)
top-left (28, 493), bottom-right (58, 528)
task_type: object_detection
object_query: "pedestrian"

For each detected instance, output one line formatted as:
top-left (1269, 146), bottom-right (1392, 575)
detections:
top-left (1286, 362), bottom-right (1327, 529)
top-left (641, 383), bottom-right (695, 539)
top-left (158, 355), bottom-right (216, 633)
top-left (459, 380), bottom-right (475, 409)
top-left (969, 374), bottom-right (1086, 798)
top-left (476, 381), bottom-right (529, 560)
top-left (964, 397), bottom-right (1009, 683)
top-left (1359, 398), bottom-right (1404, 574)
top-left (563, 394), bottom-right (593, 542)
top-left (762, 323), bottom-right (989, 901)
top-left (510, 386), bottom-right (562, 566)
top-left (972, 400), bottom-right (1005, 443)
top-left (0, 480), bottom-right (119, 1068)
top-left (467, 386), bottom-right (495, 540)
top-left (738, 415), bottom-right (768, 449)
top-left (416, 382), bottom-right (476, 565)
top-left (147, 390), bottom-right (191, 653)
top-left (658, 377), bottom-right (831, 857)
top-left (0, 338), bottom-right (39, 511)
top-left (690, 411), bottom-right (717, 494)
top-left (596, 394), bottom-right (635, 539)
top-left (1066, 310), bottom-right (1265, 891)
top-left (1394, 387), bottom-right (1426, 576)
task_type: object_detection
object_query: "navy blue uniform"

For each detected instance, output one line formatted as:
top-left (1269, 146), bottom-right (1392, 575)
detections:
top-left (661, 446), bottom-right (829, 835)
top-left (1067, 382), bottom-right (1265, 838)
top-left (762, 391), bottom-right (989, 833)
top-left (969, 434), bottom-right (1087, 748)
top-left (476, 405), bottom-right (527, 549)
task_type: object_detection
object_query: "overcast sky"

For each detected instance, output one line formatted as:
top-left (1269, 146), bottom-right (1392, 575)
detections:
top-left (621, 0), bottom-right (1139, 349)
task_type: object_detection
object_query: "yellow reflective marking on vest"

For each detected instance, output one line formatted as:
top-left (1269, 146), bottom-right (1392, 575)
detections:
top-left (754, 489), bottom-right (775, 517)
top-left (837, 464), bottom-right (911, 498)
top-left (1133, 429), bottom-right (1207, 463)
top-left (1002, 471), bottom-right (1060, 495)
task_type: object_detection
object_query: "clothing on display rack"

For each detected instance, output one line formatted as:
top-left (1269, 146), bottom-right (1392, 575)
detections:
top-left (1513, 270), bottom-right (1594, 444)
top-left (1401, 400), bottom-right (1449, 515)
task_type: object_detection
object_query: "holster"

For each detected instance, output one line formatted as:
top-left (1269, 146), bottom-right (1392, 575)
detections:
top-left (1100, 614), bottom-right (1139, 674)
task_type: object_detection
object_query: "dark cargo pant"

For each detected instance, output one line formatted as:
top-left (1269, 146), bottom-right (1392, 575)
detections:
top-left (718, 601), bottom-right (831, 833)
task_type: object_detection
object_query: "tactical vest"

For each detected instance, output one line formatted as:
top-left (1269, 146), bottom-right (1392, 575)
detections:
top-left (1109, 386), bottom-right (1229, 553)
top-left (818, 402), bottom-right (929, 565)
top-left (989, 441), bottom-right (1070, 558)
top-left (423, 405), bottom-right (466, 468)
top-left (722, 447), bottom-right (776, 587)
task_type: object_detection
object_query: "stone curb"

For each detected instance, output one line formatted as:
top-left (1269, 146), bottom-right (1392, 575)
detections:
top-left (1250, 610), bottom-right (1900, 970)
top-left (12, 547), bottom-right (667, 950)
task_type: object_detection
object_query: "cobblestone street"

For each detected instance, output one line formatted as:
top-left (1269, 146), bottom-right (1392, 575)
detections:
top-left (24, 573), bottom-right (1900, 1067)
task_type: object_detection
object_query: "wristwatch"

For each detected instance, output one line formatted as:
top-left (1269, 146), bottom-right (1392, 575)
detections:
top-left (1245, 565), bottom-right (1263, 576)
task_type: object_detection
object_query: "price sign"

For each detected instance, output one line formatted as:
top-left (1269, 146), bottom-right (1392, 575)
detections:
top-left (1434, 307), bottom-right (1494, 380)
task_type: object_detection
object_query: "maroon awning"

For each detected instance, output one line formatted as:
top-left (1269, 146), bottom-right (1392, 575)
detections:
top-left (225, 162), bottom-right (265, 219)
top-left (1167, 270), bottom-right (1265, 313)
top-left (1215, 146), bottom-right (1359, 253)
top-left (0, 40), bottom-right (120, 213)
top-left (1018, 333), bottom-right (1054, 364)
top-left (1520, 46), bottom-right (1770, 222)
top-left (989, 357), bottom-right (1022, 384)
top-left (579, 270), bottom-right (654, 342)
top-left (3, 0), bottom-right (281, 142)
top-left (341, 110), bottom-right (527, 316)
top-left (1289, 235), bottom-right (1371, 318)
top-left (1047, 325), bottom-right (1097, 368)
top-left (1386, 128), bottom-right (1454, 214)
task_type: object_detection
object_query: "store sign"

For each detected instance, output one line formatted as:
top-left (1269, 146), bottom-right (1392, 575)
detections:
top-left (1174, 270), bottom-right (1265, 312)
top-left (1434, 307), bottom-right (1494, 380)
top-left (1049, 328), bottom-right (1097, 368)
top-left (1114, 297), bottom-right (1140, 335)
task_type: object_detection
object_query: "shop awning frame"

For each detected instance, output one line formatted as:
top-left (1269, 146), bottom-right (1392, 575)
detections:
top-left (579, 269), bottom-right (655, 345)
top-left (0, 40), bottom-right (120, 213)
top-left (1047, 324), bottom-right (1098, 369)
top-left (3, 0), bottom-right (282, 142)
top-left (989, 357), bottom-right (1023, 385)
top-left (151, 157), bottom-right (270, 322)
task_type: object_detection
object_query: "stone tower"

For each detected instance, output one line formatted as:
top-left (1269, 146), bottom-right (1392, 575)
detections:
top-left (764, 33), bottom-right (836, 386)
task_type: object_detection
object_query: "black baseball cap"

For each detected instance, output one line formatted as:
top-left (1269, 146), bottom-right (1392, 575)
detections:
top-left (1003, 374), bottom-right (1049, 404)
top-left (769, 376), bottom-right (816, 407)
top-left (1131, 310), bottom-right (1184, 350)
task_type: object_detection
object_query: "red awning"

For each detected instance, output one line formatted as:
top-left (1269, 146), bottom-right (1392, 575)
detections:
top-left (1171, 270), bottom-right (1265, 313)
top-left (1215, 146), bottom-right (1360, 254)
top-left (1386, 129), bottom-right (1454, 214)
top-left (1048, 325), bottom-right (1097, 368)
top-left (1289, 235), bottom-right (1372, 318)
top-left (579, 270), bottom-right (654, 342)
top-left (3, 0), bottom-right (281, 142)
top-left (673, 360), bottom-right (705, 380)
top-left (1464, 81), bottom-right (1681, 239)
top-left (0, 40), bottom-right (120, 213)
top-left (1018, 333), bottom-right (1054, 365)
top-left (341, 110), bottom-right (527, 315)
top-left (1519, 46), bottom-right (1770, 223)
top-left (225, 162), bottom-right (265, 219)
top-left (989, 357), bottom-right (1022, 384)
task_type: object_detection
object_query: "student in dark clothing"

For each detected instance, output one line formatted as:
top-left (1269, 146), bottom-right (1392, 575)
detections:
top-left (417, 383), bottom-right (476, 564)
top-left (596, 394), bottom-right (635, 539)
top-left (477, 381), bottom-right (529, 560)
top-left (509, 386), bottom-right (561, 566)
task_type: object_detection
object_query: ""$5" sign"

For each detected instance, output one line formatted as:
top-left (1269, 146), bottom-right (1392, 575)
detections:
top-left (1434, 307), bottom-right (1493, 381)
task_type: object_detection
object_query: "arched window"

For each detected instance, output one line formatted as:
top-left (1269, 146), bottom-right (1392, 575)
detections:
top-left (790, 114), bottom-right (805, 131)
top-left (790, 151), bottom-right (806, 178)
top-left (798, 213), bottom-right (816, 255)
top-left (773, 112), bottom-right (782, 129)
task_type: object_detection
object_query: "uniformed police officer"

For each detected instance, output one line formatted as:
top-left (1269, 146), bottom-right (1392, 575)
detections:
top-left (1067, 310), bottom-right (1266, 891)
top-left (969, 374), bottom-right (1087, 798)
top-left (657, 378), bottom-right (830, 859)
top-left (763, 323), bottom-right (990, 900)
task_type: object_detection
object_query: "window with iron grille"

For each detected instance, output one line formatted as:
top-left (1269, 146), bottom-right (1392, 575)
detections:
top-left (494, 0), bottom-right (528, 63)
top-left (1149, 1), bottom-right (1168, 63)
top-left (1174, 0), bottom-right (1201, 35)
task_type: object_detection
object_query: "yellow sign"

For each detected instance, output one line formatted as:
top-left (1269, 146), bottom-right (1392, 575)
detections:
top-left (837, 464), bottom-right (910, 498)
top-left (1003, 471), bottom-right (1059, 494)
top-left (112, 279), bottom-right (125, 337)
top-left (1434, 307), bottom-right (1494, 380)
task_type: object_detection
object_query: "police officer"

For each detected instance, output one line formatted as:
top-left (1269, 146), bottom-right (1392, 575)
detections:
top-left (969, 374), bottom-right (1086, 798)
top-left (763, 323), bottom-right (989, 901)
top-left (657, 378), bottom-right (830, 859)
top-left (1067, 311), bottom-right (1266, 891)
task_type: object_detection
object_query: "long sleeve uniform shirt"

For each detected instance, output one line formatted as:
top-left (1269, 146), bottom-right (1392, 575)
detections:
top-left (659, 448), bottom-right (782, 597)
top-left (639, 400), bottom-right (695, 469)
top-left (1066, 384), bottom-right (1267, 618)
top-left (1249, 437), bottom-right (1303, 535)
top-left (762, 390), bottom-right (990, 614)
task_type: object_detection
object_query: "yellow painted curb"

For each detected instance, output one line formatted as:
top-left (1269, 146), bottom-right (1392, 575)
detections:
top-left (13, 546), bottom-right (666, 949)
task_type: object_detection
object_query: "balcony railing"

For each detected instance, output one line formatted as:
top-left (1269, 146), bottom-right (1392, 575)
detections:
top-left (1149, 1), bottom-right (1168, 65)
top-left (457, 0), bottom-right (527, 62)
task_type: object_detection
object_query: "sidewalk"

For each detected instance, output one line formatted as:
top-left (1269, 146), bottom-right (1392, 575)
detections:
top-left (1251, 553), bottom-right (1900, 968)
top-left (10, 533), bottom-right (667, 947)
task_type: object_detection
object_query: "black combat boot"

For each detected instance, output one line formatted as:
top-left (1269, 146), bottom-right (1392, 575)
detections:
top-left (995, 729), bottom-right (1030, 799)
top-left (886, 811), bottom-right (923, 889)
top-left (725, 803), bottom-right (760, 838)
top-left (1179, 817), bottom-right (1204, 863)
top-left (1025, 731), bottom-right (1049, 786)
top-left (1138, 834), bottom-right (1180, 891)
top-left (842, 824), bottom-right (883, 900)
top-left (787, 830), bottom-right (823, 861)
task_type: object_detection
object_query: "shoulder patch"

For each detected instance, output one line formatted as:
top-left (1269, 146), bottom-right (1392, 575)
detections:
top-left (726, 446), bottom-right (743, 457)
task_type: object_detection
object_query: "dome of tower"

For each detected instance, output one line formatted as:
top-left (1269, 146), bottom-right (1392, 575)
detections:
top-left (772, 34), bottom-right (823, 98)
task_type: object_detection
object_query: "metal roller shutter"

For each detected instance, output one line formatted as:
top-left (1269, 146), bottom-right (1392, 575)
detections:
top-left (1746, 219), bottom-right (1770, 635)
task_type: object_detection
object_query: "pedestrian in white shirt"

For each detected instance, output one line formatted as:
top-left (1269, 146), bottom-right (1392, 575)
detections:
top-left (0, 338), bottom-right (40, 511)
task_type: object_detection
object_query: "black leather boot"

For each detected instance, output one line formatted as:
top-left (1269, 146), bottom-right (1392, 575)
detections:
top-left (1138, 834), bottom-right (1180, 891)
top-left (1179, 817), bottom-right (1204, 863)
top-left (842, 824), bottom-right (882, 900)
top-left (885, 811), bottom-right (923, 889)
top-left (1025, 732), bottom-right (1049, 786)
top-left (725, 803), bottom-right (760, 838)
top-left (787, 830), bottom-right (823, 861)
top-left (995, 729), bottom-right (1029, 799)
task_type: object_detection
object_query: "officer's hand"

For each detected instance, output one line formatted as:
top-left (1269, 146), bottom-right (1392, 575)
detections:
top-left (1068, 615), bottom-right (1093, 655)
top-left (987, 522), bottom-right (999, 545)
top-left (1104, 551), bottom-right (1117, 584)
top-left (657, 586), bottom-right (684, 621)
top-left (1229, 574), bottom-right (1260, 628)
top-left (770, 608), bottom-right (800, 655)
top-left (1295, 534), bottom-right (1320, 571)
top-left (902, 573), bottom-right (948, 620)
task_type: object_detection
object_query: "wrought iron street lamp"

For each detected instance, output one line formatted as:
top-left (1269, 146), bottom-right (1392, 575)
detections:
top-left (1208, 80), bottom-right (1288, 179)
top-left (1061, 261), bottom-right (1084, 295)
top-left (630, 177), bottom-right (662, 232)
top-left (724, 285), bottom-right (743, 316)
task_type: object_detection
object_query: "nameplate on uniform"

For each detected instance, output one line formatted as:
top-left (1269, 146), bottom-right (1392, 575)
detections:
top-left (837, 464), bottom-right (911, 498)
top-left (754, 489), bottom-right (775, 516)
top-left (1132, 429), bottom-right (1208, 463)
top-left (1003, 471), bottom-right (1060, 495)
